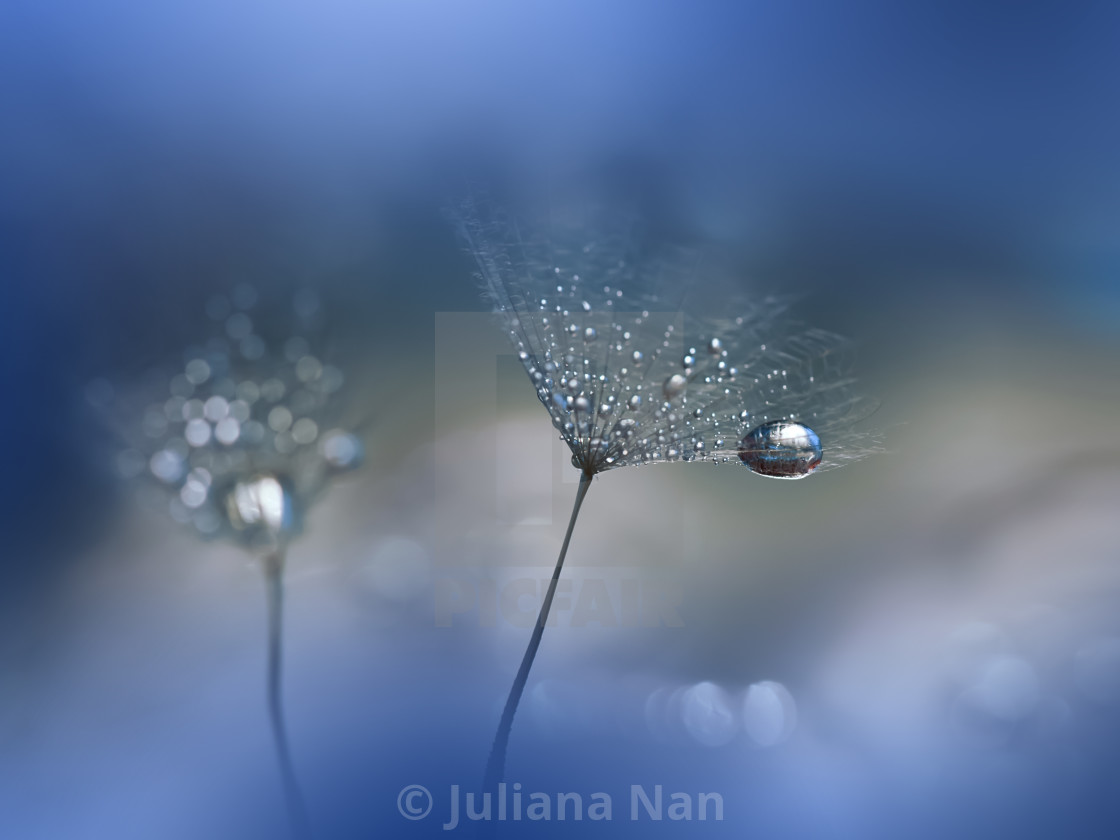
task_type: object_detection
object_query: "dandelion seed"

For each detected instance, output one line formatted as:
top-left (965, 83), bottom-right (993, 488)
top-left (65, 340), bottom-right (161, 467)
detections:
top-left (456, 198), bottom-right (879, 790)
top-left (95, 287), bottom-right (363, 839)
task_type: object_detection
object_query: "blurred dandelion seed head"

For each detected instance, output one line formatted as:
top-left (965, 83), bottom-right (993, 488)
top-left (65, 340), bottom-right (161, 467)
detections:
top-left (458, 200), bottom-right (879, 477)
top-left (105, 287), bottom-right (362, 551)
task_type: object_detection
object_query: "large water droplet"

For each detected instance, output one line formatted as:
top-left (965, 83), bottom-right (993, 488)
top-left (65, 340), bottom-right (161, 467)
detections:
top-left (224, 474), bottom-right (297, 543)
top-left (738, 420), bottom-right (822, 479)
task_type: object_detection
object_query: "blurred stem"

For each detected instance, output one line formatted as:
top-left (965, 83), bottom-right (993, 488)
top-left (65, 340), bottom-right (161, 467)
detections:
top-left (483, 470), bottom-right (594, 791)
top-left (263, 548), bottom-right (315, 839)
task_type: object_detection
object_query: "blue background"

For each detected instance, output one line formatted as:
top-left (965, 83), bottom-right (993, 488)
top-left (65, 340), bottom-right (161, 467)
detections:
top-left (3, 2), bottom-right (1120, 838)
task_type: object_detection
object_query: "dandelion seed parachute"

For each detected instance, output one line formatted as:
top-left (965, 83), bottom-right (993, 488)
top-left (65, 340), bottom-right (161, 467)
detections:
top-left (97, 288), bottom-right (364, 840)
top-left (457, 197), bottom-right (879, 795)
top-left (458, 198), bottom-right (877, 477)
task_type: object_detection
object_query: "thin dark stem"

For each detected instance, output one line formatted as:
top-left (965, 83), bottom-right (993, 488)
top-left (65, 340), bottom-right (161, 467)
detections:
top-left (263, 549), bottom-right (315, 840)
top-left (483, 470), bottom-right (594, 791)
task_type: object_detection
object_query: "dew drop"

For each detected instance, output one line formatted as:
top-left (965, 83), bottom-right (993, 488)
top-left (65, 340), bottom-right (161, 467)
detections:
top-left (613, 418), bottom-right (637, 438)
top-left (707, 337), bottom-right (723, 355)
top-left (228, 399), bottom-right (251, 422)
top-left (738, 420), bottom-right (822, 479)
top-left (321, 430), bottom-right (363, 469)
top-left (184, 358), bottom-right (211, 385)
top-left (185, 418), bottom-right (212, 447)
top-left (583, 326), bottom-right (597, 342)
top-left (291, 417), bottom-right (319, 445)
top-left (662, 374), bottom-right (687, 400)
top-left (628, 394), bottom-right (642, 410)
top-left (182, 398), bottom-right (205, 421)
top-left (215, 417), bottom-right (241, 445)
top-left (180, 478), bottom-right (209, 509)
top-left (150, 449), bottom-right (185, 483)
top-left (268, 406), bottom-right (293, 433)
top-left (295, 355), bottom-right (322, 382)
top-left (203, 396), bottom-right (229, 422)
top-left (224, 474), bottom-right (296, 540)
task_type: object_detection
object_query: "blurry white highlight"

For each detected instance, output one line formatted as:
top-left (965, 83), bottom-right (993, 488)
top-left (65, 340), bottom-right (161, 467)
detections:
top-left (742, 680), bottom-right (798, 747)
top-left (227, 475), bottom-right (288, 535)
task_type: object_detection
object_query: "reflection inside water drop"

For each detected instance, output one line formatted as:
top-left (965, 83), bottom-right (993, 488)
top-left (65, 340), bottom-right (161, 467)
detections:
top-left (738, 420), bottom-right (822, 479)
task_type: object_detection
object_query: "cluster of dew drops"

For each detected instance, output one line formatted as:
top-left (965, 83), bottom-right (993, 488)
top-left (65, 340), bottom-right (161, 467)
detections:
top-left (504, 273), bottom-right (822, 479)
top-left (116, 285), bottom-right (363, 541)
